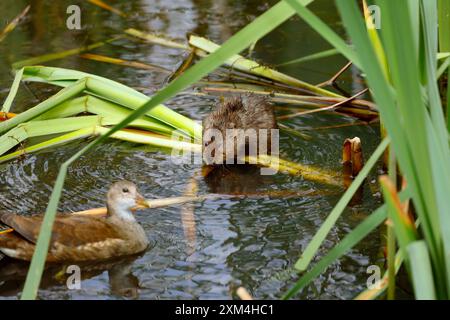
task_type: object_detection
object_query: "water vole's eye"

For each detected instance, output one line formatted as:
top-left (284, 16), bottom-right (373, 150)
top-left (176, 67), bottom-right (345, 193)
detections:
top-left (122, 187), bottom-right (129, 193)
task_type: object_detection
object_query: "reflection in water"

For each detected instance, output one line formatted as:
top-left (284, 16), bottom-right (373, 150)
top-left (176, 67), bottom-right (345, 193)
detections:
top-left (0, 255), bottom-right (142, 299)
top-left (203, 165), bottom-right (275, 195)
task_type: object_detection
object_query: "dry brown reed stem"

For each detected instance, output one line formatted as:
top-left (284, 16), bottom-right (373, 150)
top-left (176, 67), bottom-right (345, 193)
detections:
top-left (277, 88), bottom-right (370, 120)
top-left (201, 86), bottom-right (376, 111)
top-left (0, 5), bottom-right (30, 43)
top-left (79, 53), bottom-right (172, 73)
top-left (317, 61), bottom-right (353, 88)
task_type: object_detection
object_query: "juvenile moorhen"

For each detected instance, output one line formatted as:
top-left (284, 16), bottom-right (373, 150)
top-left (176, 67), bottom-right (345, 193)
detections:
top-left (0, 181), bottom-right (150, 263)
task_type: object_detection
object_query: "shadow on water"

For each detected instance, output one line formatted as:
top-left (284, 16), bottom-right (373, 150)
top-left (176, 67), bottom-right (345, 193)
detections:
top-left (0, 254), bottom-right (144, 299)
top-left (203, 164), bottom-right (275, 195)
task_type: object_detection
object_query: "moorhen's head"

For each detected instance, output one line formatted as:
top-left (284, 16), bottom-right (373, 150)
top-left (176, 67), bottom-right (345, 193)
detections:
top-left (106, 181), bottom-right (148, 221)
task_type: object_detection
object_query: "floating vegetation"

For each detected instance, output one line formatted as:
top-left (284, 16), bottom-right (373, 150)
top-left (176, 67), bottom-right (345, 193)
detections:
top-left (1, 0), bottom-right (448, 303)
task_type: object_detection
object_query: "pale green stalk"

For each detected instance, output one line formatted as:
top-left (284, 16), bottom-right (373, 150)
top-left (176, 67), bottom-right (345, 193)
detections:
top-left (0, 116), bottom-right (103, 156)
top-left (0, 127), bottom-right (95, 163)
top-left (21, 66), bottom-right (203, 140)
top-left (189, 35), bottom-right (342, 97)
top-left (21, 1), bottom-right (307, 299)
top-left (36, 95), bottom-right (176, 135)
top-left (0, 78), bottom-right (87, 134)
top-left (1, 68), bottom-right (24, 112)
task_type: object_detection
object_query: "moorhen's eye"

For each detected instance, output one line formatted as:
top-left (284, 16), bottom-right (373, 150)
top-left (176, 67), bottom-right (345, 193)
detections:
top-left (122, 188), bottom-right (129, 193)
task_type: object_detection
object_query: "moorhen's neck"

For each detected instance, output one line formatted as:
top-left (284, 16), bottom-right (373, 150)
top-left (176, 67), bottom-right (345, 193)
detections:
top-left (106, 202), bottom-right (136, 223)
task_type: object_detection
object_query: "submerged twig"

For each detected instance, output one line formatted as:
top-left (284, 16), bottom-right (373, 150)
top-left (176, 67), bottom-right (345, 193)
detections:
top-left (168, 50), bottom-right (197, 82)
top-left (12, 36), bottom-right (124, 69)
top-left (317, 61), bottom-right (353, 88)
top-left (276, 48), bottom-right (340, 67)
top-left (0, 5), bottom-right (30, 43)
top-left (80, 53), bottom-right (171, 73)
top-left (200, 86), bottom-right (377, 111)
top-left (87, 0), bottom-right (126, 17)
top-left (305, 119), bottom-right (379, 131)
top-left (277, 88), bottom-right (369, 120)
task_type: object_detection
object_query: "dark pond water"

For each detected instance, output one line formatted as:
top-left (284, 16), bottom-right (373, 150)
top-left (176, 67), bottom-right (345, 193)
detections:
top-left (0, 0), bottom-right (383, 299)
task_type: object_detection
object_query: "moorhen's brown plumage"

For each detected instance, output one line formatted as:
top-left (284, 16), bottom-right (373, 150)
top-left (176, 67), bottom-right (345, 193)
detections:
top-left (0, 181), bottom-right (150, 263)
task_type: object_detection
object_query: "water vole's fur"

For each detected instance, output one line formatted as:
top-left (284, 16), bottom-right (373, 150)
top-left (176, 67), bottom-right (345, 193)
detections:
top-left (202, 94), bottom-right (278, 164)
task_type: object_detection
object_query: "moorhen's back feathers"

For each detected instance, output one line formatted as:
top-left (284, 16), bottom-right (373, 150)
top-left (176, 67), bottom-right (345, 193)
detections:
top-left (0, 212), bottom-right (122, 247)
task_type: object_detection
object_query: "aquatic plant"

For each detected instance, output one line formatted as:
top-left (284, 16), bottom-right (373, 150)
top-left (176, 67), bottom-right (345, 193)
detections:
top-left (283, 0), bottom-right (450, 300)
top-left (2, 0), bottom-right (447, 300)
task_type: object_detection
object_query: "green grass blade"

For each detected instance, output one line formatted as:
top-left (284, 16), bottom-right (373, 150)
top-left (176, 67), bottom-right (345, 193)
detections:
top-left (20, 0), bottom-right (313, 299)
top-left (0, 78), bottom-right (87, 135)
top-left (1, 68), bottom-right (24, 113)
top-left (387, 223), bottom-right (396, 299)
top-left (276, 48), bottom-right (340, 66)
top-left (20, 162), bottom-right (70, 299)
top-left (0, 127), bottom-right (96, 163)
top-left (0, 116), bottom-right (102, 157)
top-left (189, 35), bottom-right (341, 97)
top-left (447, 66), bottom-right (450, 130)
top-left (284, 203), bottom-right (388, 299)
top-left (36, 95), bottom-right (175, 136)
top-left (283, 0), bottom-right (360, 68)
top-left (337, 0), bottom-right (450, 298)
top-left (96, 127), bottom-right (201, 153)
top-left (0, 126), bottom-right (28, 155)
top-left (407, 241), bottom-right (437, 299)
top-left (21, 66), bottom-right (202, 140)
top-left (294, 137), bottom-right (389, 271)
top-left (380, 176), bottom-right (418, 251)
top-left (437, 57), bottom-right (450, 78)
top-left (438, 0), bottom-right (450, 52)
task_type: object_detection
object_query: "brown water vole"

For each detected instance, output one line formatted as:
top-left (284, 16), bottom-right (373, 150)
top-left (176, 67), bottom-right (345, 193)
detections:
top-left (202, 94), bottom-right (278, 165)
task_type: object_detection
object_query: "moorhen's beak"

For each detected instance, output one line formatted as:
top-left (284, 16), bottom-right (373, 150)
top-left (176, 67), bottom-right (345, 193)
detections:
top-left (134, 193), bottom-right (149, 210)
